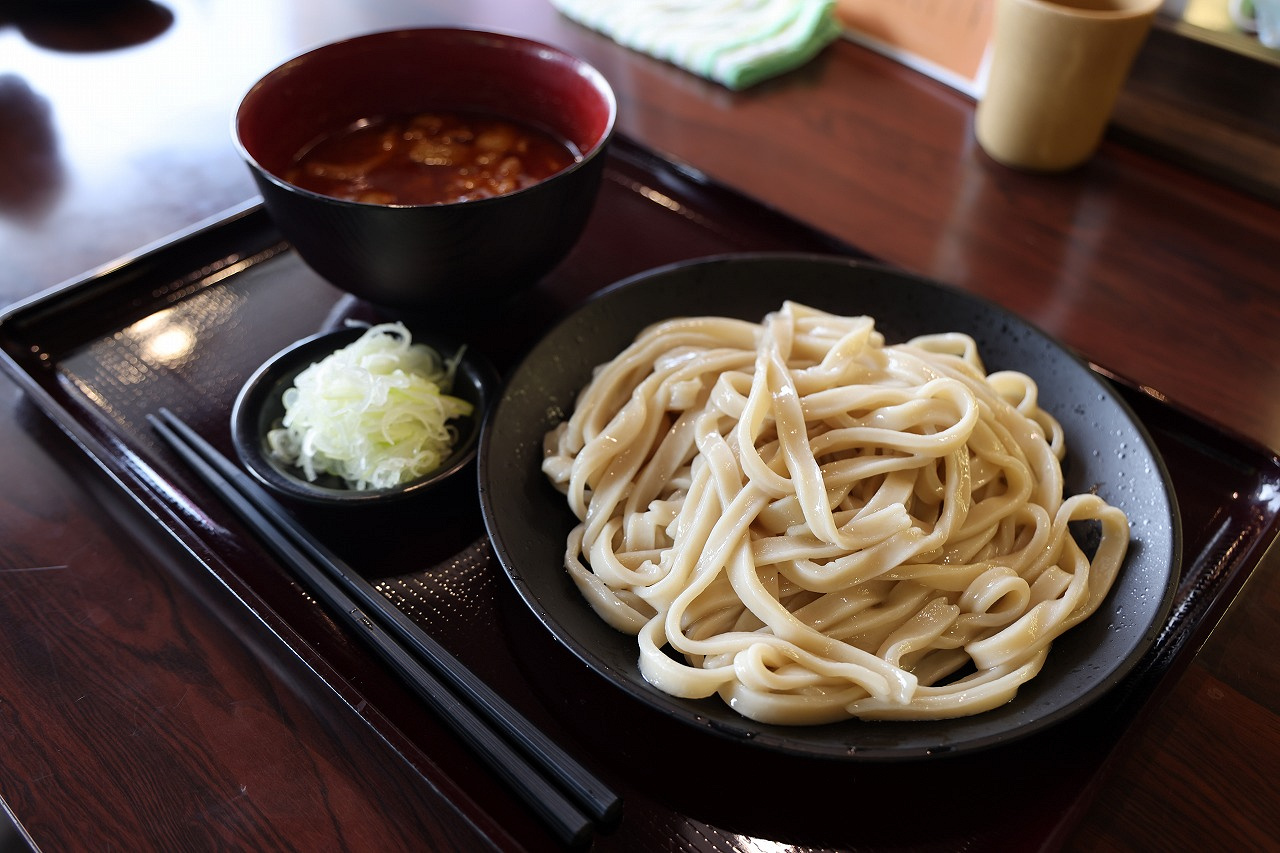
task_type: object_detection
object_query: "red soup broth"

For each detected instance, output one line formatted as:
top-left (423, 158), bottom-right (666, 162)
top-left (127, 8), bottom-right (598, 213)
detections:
top-left (284, 110), bottom-right (582, 205)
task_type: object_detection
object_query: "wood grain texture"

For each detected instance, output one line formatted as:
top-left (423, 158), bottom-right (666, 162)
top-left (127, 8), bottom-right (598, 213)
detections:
top-left (1067, 545), bottom-right (1280, 853)
top-left (1, 0), bottom-right (1278, 850)
top-left (0, 397), bottom-right (507, 851)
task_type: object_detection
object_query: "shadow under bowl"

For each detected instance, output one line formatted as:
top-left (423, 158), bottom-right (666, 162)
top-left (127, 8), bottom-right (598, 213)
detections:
top-left (233, 27), bottom-right (616, 313)
top-left (230, 325), bottom-right (499, 506)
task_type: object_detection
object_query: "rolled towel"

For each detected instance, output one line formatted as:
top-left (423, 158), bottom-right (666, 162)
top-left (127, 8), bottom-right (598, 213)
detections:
top-left (550, 0), bottom-right (841, 90)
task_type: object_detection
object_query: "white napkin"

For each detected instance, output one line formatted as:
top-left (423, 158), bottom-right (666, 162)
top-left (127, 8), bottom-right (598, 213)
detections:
top-left (550, 0), bottom-right (841, 89)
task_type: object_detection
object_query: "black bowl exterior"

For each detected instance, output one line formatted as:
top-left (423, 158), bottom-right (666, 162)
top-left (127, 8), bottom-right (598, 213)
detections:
top-left (478, 254), bottom-right (1182, 761)
top-left (232, 326), bottom-right (497, 506)
top-left (245, 150), bottom-right (609, 312)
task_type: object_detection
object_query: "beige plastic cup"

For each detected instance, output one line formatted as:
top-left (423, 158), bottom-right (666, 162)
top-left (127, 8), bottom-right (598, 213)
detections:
top-left (975, 0), bottom-right (1161, 172)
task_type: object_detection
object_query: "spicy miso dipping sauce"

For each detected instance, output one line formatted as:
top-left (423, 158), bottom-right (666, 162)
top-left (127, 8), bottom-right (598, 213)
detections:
top-left (284, 110), bottom-right (581, 205)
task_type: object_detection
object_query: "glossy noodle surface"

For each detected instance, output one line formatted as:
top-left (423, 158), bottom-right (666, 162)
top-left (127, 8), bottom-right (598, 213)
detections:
top-left (541, 302), bottom-right (1130, 724)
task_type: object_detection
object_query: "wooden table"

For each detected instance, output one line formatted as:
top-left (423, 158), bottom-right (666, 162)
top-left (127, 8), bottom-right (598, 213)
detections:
top-left (1, 1), bottom-right (1277, 850)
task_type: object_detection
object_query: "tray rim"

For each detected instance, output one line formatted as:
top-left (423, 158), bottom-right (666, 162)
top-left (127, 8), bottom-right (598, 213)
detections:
top-left (1, 134), bottom-right (1279, 845)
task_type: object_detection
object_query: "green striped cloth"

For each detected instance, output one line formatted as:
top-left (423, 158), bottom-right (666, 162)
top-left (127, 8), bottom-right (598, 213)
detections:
top-left (550, 0), bottom-right (841, 90)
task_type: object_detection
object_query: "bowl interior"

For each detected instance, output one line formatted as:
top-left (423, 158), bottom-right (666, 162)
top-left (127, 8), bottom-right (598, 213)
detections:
top-left (232, 326), bottom-right (497, 505)
top-left (235, 27), bottom-right (616, 187)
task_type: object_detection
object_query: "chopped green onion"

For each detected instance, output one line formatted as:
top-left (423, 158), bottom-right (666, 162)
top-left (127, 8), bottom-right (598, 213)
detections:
top-left (266, 322), bottom-right (473, 490)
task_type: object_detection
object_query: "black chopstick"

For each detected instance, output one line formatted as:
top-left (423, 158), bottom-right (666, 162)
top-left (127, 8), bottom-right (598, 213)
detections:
top-left (148, 408), bottom-right (621, 848)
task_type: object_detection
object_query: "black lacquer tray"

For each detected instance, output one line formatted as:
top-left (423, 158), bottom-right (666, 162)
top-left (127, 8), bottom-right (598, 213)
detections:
top-left (2, 136), bottom-right (1277, 852)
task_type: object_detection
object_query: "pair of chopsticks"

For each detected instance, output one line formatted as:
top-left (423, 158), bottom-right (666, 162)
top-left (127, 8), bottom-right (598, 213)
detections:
top-left (147, 408), bottom-right (621, 849)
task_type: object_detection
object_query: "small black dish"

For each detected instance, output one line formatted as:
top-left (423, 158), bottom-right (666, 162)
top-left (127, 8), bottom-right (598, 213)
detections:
top-left (231, 324), bottom-right (498, 506)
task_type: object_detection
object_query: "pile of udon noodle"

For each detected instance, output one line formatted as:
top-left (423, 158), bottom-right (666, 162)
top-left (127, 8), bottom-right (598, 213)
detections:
top-left (542, 302), bottom-right (1129, 724)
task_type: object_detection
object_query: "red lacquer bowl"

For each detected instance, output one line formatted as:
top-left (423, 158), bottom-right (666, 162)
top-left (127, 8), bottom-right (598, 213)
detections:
top-left (234, 28), bottom-right (616, 313)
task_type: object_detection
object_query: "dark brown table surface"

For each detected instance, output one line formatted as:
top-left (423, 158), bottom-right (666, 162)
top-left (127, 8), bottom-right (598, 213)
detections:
top-left (2, 1), bottom-right (1278, 851)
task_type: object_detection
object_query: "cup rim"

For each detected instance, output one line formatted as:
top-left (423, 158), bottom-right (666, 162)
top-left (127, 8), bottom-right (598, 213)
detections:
top-left (1009, 0), bottom-right (1163, 18)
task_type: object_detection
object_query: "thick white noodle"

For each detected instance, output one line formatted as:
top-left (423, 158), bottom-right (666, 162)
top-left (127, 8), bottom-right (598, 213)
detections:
top-left (542, 302), bottom-right (1129, 724)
